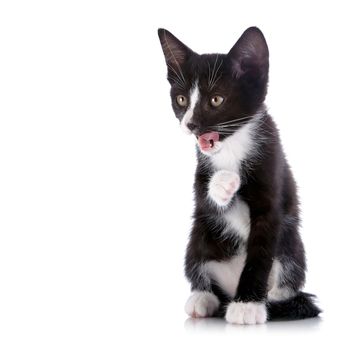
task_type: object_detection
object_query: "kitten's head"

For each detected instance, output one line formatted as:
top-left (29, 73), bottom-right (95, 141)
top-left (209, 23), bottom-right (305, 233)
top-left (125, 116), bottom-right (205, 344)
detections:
top-left (158, 27), bottom-right (269, 155)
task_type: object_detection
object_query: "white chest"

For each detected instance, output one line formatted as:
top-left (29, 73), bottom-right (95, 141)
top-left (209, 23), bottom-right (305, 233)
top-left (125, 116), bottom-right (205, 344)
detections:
top-left (222, 197), bottom-right (251, 241)
top-left (210, 120), bottom-right (257, 173)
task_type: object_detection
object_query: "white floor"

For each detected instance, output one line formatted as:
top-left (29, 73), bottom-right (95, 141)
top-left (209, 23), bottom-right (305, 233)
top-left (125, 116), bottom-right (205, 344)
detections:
top-left (181, 316), bottom-right (331, 350)
top-left (184, 315), bottom-right (323, 332)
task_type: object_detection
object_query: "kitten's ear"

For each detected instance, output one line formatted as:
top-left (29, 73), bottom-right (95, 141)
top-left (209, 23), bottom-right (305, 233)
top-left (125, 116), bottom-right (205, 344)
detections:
top-left (158, 28), bottom-right (194, 69)
top-left (228, 27), bottom-right (269, 80)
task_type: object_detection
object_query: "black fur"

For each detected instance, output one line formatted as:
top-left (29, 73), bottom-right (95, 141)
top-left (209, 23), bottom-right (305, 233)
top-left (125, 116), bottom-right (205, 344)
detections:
top-left (268, 292), bottom-right (321, 320)
top-left (158, 27), bottom-right (321, 321)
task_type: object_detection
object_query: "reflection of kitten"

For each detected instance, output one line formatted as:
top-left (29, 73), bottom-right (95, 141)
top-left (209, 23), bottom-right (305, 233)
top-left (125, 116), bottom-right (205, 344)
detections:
top-left (158, 27), bottom-right (321, 324)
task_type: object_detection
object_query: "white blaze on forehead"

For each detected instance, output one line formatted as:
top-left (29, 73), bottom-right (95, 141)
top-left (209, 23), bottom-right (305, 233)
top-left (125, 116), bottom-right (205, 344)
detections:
top-left (180, 81), bottom-right (200, 134)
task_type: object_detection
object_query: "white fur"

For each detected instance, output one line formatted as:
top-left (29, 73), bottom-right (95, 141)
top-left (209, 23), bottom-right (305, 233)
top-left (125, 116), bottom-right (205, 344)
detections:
top-left (208, 170), bottom-right (240, 206)
top-left (209, 117), bottom-right (260, 172)
top-left (267, 259), bottom-right (280, 290)
top-left (225, 301), bottom-right (267, 325)
top-left (185, 291), bottom-right (220, 318)
top-left (205, 253), bottom-right (246, 298)
top-left (181, 82), bottom-right (199, 134)
top-left (223, 197), bottom-right (251, 240)
top-left (268, 286), bottom-right (294, 301)
top-left (204, 258), bottom-right (290, 305)
top-left (267, 259), bottom-right (295, 301)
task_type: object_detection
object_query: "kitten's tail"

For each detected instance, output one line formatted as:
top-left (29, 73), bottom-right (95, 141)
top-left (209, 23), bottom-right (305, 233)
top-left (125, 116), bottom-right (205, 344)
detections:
top-left (267, 292), bottom-right (322, 320)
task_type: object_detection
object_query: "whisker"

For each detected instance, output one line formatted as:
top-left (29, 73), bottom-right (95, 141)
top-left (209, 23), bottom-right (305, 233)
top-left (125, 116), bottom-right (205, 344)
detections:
top-left (209, 121), bottom-right (251, 134)
top-left (216, 129), bottom-right (241, 133)
top-left (207, 61), bottom-right (212, 89)
top-left (167, 72), bottom-right (185, 87)
top-left (217, 127), bottom-right (242, 132)
top-left (167, 64), bottom-right (186, 89)
top-left (168, 76), bottom-right (185, 89)
top-left (214, 120), bottom-right (248, 127)
top-left (212, 124), bottom-right (244, 130)
top-left (167, 71), bottom-right (185, 86)
top-left (209, 72), bottom-right (222, 91)
top-left (215, 116), bottom-right (252, 126)
top-left (217, 130), bottom-right (242, 134)
top-left (209, 59), bottom-right (223, 91)
top-left (208, 120), bottom-right (251, 129)
top-left (217, 131), bottom-right (239, 135)
top-left (215, 122), bottom-right (246, 129)
top-left (208, 54), bottom-right (218, 89)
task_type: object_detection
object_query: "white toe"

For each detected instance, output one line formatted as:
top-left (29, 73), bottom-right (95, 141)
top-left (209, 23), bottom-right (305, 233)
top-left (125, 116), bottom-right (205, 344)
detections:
top-left (225, 301), bottom-right (267, 325)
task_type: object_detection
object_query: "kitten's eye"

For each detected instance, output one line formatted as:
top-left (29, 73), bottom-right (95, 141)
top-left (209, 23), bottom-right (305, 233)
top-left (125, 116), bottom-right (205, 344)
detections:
top-left (210, 95), bottom-right (224, 107)
top-left (176, 95), bottom-right (188, 107)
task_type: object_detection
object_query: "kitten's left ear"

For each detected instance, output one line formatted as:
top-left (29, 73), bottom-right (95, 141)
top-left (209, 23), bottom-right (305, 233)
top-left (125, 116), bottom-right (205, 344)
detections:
top-left (228, 27), bottom-right (269, 80)
top-left (158, 28), bottom-right (194, 69)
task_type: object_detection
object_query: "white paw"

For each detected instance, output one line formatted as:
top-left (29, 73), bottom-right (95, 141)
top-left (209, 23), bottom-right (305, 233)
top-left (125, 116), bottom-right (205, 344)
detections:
top-left (185, 291), bottom-right (220, 318)
top-left (225, 302), bottom-right (267, 325)
top-left (208, 170), bottom-right (240, 206)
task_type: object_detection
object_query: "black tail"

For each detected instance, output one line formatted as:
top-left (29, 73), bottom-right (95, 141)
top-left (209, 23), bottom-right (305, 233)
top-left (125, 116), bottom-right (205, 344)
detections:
top-left (267, 292), bottom-right (322, 320)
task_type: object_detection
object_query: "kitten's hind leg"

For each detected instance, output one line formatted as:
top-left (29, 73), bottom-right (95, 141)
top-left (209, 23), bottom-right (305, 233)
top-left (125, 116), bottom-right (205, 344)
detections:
top-left (267, 258), bottom-right (304, 302)
top-left (185, 291), bottom-right (220, 318)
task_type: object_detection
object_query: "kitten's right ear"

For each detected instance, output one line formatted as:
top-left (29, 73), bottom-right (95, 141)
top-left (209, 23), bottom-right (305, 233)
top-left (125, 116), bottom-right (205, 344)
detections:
top-left (157, 28), bottom-right (194, 70)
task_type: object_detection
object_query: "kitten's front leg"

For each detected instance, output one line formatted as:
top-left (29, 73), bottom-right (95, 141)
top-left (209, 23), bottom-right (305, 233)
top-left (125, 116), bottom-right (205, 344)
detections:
top-left (208, 170), bottom-right (241, 207)
top-left (225, 212), bottom-right (279, 325)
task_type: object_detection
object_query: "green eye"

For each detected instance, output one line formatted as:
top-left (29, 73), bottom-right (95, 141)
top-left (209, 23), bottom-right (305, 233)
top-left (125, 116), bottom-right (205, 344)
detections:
top-left (176, 95), bottom-right (188, 107)
top-left (210, 95), bottom-right (224, 107)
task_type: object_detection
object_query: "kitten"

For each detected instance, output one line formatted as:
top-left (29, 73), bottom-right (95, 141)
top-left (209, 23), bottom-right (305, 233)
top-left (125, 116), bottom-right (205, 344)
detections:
top-left (158, 27), bottom-right (321, 324)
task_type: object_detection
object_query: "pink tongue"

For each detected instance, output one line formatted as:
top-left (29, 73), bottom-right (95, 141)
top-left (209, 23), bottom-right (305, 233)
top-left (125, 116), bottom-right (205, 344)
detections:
top-left (198, 132), bottom-right (220, 151)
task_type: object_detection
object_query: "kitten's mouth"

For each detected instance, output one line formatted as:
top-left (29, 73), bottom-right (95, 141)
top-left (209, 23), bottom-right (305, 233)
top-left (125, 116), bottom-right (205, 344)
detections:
top-left (197, 131), bottom-right (220, 152)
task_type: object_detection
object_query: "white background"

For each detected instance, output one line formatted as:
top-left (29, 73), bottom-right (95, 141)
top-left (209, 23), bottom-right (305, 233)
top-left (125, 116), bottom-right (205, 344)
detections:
top-left (1, 0), bottom-right (349, 349)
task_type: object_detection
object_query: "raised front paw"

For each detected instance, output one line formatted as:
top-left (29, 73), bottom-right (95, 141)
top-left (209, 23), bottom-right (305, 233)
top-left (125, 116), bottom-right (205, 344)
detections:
top-left (185, 291), bottom-right (220, 318)
top-left (208, 170), bottom-right (240, 206)
top-left (225, 302), bottom-right (267, 325)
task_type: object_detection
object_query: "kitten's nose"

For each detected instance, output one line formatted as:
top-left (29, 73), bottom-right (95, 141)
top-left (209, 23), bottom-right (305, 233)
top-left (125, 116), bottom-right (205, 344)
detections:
top-left (187, 122), bottom-right (198, 132)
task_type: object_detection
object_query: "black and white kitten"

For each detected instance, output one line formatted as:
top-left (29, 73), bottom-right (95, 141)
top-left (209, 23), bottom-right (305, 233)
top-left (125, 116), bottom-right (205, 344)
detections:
top-left (158, 27), bottom-right (320, 324)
